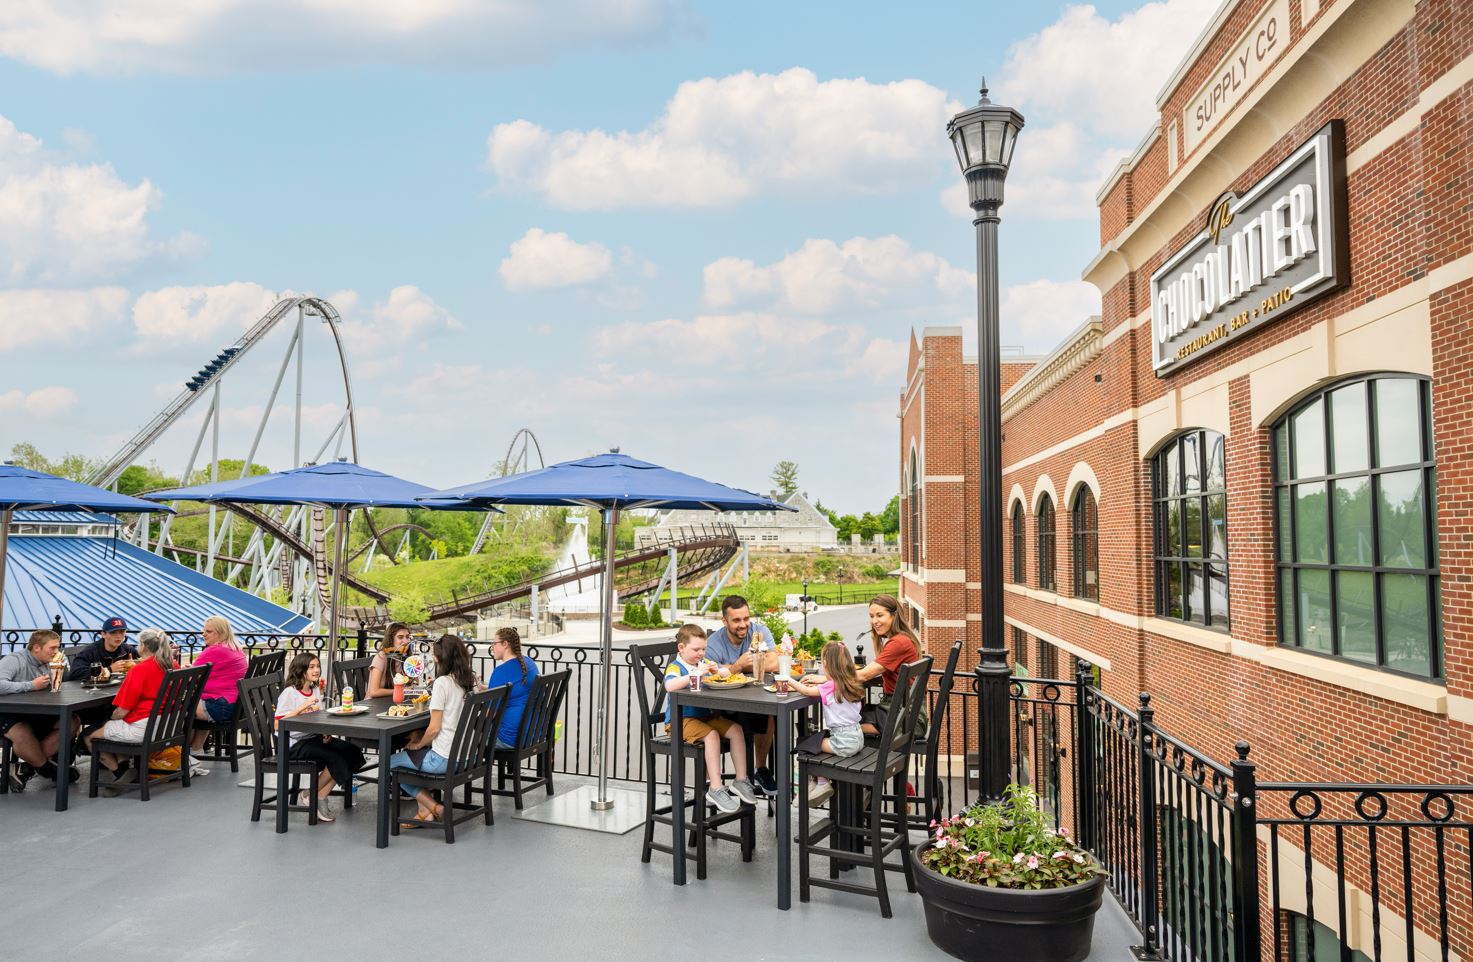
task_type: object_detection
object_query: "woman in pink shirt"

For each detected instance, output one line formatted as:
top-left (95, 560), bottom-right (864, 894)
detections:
top-left (189, 616), bottom-right (248, 752)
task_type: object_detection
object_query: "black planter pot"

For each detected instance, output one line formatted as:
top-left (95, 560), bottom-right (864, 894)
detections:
top-left (912, 842), bottom-right (1106, 962)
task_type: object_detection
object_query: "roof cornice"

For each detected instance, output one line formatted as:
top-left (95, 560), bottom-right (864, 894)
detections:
top-left (1001, 317), bottom-right (1103, 423)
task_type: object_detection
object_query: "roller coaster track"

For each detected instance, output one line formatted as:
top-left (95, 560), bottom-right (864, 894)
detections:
top-left (224, 503), bottom-right (390, 603)
top-left (347, 523), bottom-right (432, 563)
top-left (343, 523), bottom-right (739, 629)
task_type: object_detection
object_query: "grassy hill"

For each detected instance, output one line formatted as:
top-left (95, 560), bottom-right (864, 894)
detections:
top-left (352, 549), bottom-right (554, 605)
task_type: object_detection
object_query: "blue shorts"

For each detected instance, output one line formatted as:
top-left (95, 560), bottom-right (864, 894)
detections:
top-left (202, 697), bottom-right (235, 722)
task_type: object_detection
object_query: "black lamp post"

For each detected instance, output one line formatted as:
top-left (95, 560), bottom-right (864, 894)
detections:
top-left (802, 578), bottom-right (809, 636)
top-left (948, 78), bottom-right (1023, 802)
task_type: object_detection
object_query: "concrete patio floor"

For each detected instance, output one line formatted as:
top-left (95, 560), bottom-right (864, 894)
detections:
top-left (1, 760), bottom-right (1141, 962)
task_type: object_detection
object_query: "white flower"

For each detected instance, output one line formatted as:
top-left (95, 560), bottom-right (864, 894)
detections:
top-left (1053, 851), bottom-right (1070, 860)
top-left (1073, 853), bottom-right (1086, 864)
top-left (1013, 852), bottom-right (1025, 864)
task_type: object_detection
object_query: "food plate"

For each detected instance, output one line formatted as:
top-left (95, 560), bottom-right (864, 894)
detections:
top-left (703, 677), bottom-right (757, 690)
top-left (377, 706), bottom-right (429, 719)
top-left (326, 705), bottom-right (368, 716)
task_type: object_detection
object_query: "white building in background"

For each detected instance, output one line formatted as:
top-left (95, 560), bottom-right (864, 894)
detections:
top-left (638, 492), bottom-right (837, 552)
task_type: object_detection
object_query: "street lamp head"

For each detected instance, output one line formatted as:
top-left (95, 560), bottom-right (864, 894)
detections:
top-left (947, 77), bottom-right (1025, 212)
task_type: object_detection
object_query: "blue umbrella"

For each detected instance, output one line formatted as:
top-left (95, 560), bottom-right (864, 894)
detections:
top-left (148, 459), bottom-right (465, 687)
top-left (0, 461), bottom-right (176, 639)
top-left (421, 450), bottom-right (794, 814)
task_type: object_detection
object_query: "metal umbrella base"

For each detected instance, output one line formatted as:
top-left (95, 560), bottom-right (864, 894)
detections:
top-left (513, 784), bottom-right (646, 835)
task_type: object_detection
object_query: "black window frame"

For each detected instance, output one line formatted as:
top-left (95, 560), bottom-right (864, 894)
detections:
top-left (1011, 501), bottom-right (1025, 583)
top-left (1272, 374), bottom-right (1441, 679)
top-left (1011, 626), bottom-right (1027, 671)
top-left (1072, 486), bottom-right (1099, 600)
top-left (1152, 429), bottom-right (1230, 629)
top-left (1037, 495), bottom-right (1056, 591)
top-left (906, 449), bottom-right (921, 570)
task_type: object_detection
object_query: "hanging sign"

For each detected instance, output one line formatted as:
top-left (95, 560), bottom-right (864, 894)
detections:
top-left (1151, 120), bottom-right (1348, 376)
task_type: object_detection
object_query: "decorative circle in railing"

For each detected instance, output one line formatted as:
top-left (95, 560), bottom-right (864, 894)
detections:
top-left (1422, 790), bottom-right (1455, 823)
top-left (1353, 790), bottom-right (1389, 821)
top-left (1189, 757), bottom-right (1207, 786)
top-left (1288, 788), bottom-right (1323, 821)
top-left (1041, 683), bottom-right (1062, 702)
top-left (1210, 771), bottom-right (1229, 800)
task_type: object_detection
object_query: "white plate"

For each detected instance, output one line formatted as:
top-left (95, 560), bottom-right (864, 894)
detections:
top-left (326, 705), bottom-right (368, 716)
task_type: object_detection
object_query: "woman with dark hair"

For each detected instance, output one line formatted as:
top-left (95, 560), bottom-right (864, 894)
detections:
top-left (388, 634), bottom-right (478, 825)
top-left (854, 594), bottom-right (924, 737)
top-left (274, 653), bottom-right (366, 823)
top-left (486, 627), bottom-right (540, 750)
top-left (367, 622), bottom-right (412, 698)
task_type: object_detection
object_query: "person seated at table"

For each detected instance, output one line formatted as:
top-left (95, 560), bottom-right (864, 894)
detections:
top-left (704, 595), bottom-right (780, 797)
top-left (367, 622), bottom-right (412, 698)
top-left (788, 642), bottom-right (866, 807)
top-left (388, 634), bottom-right (479, 826)
top-left (663, 623), bottom-right (758, 815)
top-left (275, 653), bottom-right (366, 824)
top-left (486, 627), bottom-right (539, 750)
top-left (0, 629), bottom-right (82, 790)
top-left (66, 616), bottom-right (139, 682)
top-left (83, 627), bottom-right (174, 785)
top-left (855, 594), bottom-right (924, 738)
top-left (189, 616), bottom-right (248, 755)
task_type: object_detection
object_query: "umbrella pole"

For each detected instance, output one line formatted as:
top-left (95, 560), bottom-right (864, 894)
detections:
top-left (593, 505), bottom-right (619, 811)
top-left (0, 508), bottom-right (10, 639)
top-left (326, 506), bottom-right (345, 697)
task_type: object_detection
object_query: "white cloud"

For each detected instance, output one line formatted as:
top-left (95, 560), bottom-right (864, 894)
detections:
top-left (131, 282), bottom-right (282, 346)
top-left (1000, 278), bottom-right (1102, 350)
top-left (499, 228), bottom-right (614, 292)
top-left (997, 0), bottom-right (1220, 141)
top-left (0, 0), bottom-right (693, 75)
top-left (0, 287), bottom-right (129, 350)
top-left (0, 112), bottom-right (199, 283)
top-left (369, 284), bottom-right (463, 341)
top-left (591, 311), bottom-right (840, 364)
top-left (487, 68), bottom-right (960, 210)
top-left (704, 235), bottom-right (973, 315)
top-left (0, 385), bottom-right (79, 418)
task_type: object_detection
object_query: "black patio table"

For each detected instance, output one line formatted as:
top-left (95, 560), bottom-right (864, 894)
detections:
top-left (667, 682), bottom-right (817, 909)
top-left (0, 681), bottom-right (116, 811)
top-left (274, 695), bottom-right (431, 848)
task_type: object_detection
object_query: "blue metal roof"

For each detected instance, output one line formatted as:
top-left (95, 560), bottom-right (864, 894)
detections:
top-left (2, 536), bottom-right (311, 634)
top-left (11, 510), bottom-right (120, 525)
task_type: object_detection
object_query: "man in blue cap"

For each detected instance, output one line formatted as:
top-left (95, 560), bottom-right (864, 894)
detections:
top-left (67, 616), bottom-right (139, 682)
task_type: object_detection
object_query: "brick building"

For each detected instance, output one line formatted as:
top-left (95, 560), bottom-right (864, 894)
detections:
top-left (901, 0), bottom-right (1472, 957)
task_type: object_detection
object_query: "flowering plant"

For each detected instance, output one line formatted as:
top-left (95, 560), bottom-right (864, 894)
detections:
top-left (920, 785), bottom-right (1103, 889)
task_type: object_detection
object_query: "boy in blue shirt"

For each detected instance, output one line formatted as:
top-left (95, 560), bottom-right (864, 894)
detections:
top-left (704, 595), bottom-right (779, 796)
top-left (665, 623), bottom-right (758, 814)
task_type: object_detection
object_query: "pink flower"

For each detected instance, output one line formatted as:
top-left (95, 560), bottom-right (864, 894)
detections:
top-left (929, 820), bottom-right (938, 829)
top-left (1058, 826), bottom-right (1071, 838)
top-left (1073, 853), bottom-right (1086, 864)
top-left (1027, 856), bottom-right (1040, 870)
top-left (1013, 853), bottom-right (1025, 865)
top-left (973, 853), bottom-right (987, 864)
top-left (1053, 851), bottom-right (1070, 861)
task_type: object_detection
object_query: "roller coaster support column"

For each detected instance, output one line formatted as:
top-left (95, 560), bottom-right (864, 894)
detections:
top-left (324, 506), bottom-right (347, 696)
top-left (669, 545), bottom-right (678, 622)
top-left (529, 585), bottom-right (540, 637)
top-left (592, 506), bottom-right (619, 811)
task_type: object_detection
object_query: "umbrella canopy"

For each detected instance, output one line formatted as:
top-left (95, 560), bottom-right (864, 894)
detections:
top-left (419, 451), bottom-right (798, 512)
top-left (146, 459), bottom-right (441, 509)
top-left (0, 462), bottom-right (175, 640)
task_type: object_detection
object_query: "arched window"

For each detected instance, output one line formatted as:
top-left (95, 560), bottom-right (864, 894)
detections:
top-left (1273, 375), bottom-right (1439, 677)
top-left (907, 449), bottom-right (921, 569)
top-left (1072, 486), bottom-right (1099, 600)
top-left (1011, 501), bottom-right (1025, 583)
top-left (1037, 495), bottom-right (1056, 591)
top-left (1153, 429), bottom-right (1229, 627)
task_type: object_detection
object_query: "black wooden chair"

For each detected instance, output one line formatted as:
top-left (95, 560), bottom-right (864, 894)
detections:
top-left (238, 674), bottom-right (322, 825)
top-left (797, 655), bottom-right (932, 918)
top-left (331, 656), bottom-right (372, 697)
top-left (197, 649), bottom-right (288, 773)
top-left (489, 669), bottom-right (569, 809)
top-left (88, 664), bottom-right (211, 802)
top-left (391, 684), bottom-right (511, 844)
top-left (883, 640), bottom-right (963, 830)
top-left (631, 642), bottom-right (754, 880)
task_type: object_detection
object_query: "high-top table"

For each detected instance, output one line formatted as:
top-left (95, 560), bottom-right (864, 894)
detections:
top-left (666, 682), bottom-right (817, 909)
top-left (274, 695), bottom-right (431, 848)
top-left (0, 682), bottom-right (117, 811)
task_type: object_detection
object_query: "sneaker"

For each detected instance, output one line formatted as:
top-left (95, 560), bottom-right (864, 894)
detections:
top-left (751, 767), bottom-right (779, 797)
top-left (37, 760), bottom-right (58, 783)
top-left (808, 779), bottom-right (835, 808)
top-left (65, 766), bottom-right (80, 784)
top-left (189, 765), bottom-right (209, 777)
top-left (707, 786), bottom-right (740, 814)
top-left (316, 800), bottom-right (336, 823)
top-left (111, 760), bottom-right (132, 783)
top-left (297, 790), bottom-right (313, 809)
top-left (729, 778), bottom-right (758, 806)
top-left (10, 762), bottom-right (35, 792)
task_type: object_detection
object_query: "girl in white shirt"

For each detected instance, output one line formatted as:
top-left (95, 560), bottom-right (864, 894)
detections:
top-left (388, 634), bottom-right (476, 826)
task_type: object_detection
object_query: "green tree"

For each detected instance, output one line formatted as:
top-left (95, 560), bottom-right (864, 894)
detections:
top-left (116, 463), bottom-right (178, 496)
top-left (879, 495), bottom-right (900, 535)
top-left (858, 512), bottom-right (882, 540)
top-left (834, 514), bottom-right (860, 542)
top-left (622, 600), bottom-right (647, 627)
top-left (387, 589), bottom-right (430, 626)
top-left (770, 460), bottom-right (799, 499)
top-left (8, 443), bottom-right (99, 481)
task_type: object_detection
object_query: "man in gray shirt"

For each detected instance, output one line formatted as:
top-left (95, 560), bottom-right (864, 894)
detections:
top-left (0, 629), bottom-right (80, 790)
top-left (704, 595), bottom-right (780, 796)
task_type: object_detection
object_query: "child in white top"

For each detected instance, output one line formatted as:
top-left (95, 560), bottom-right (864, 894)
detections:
top-left (789, 642), bottom-right (867, 806)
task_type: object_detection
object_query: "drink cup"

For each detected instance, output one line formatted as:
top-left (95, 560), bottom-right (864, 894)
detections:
top-left (49, 667), bottom-right (63, 692)
top-left (690, 667), bottom-right (702, 692)
top-left (393, 684), bottom-right (405, 705)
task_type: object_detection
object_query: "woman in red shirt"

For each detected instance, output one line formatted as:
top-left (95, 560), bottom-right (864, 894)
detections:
top-left (83, 627), bottom-right (174, 782)
top-left (855, 594), bottom-right (925, 737)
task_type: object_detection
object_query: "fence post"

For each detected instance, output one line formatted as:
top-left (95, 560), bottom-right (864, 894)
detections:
top-left (1136, 692), bottom-right (1162, 959)
top-left (356, 625), bottom-right (367, 658)
top-left (1074, 659), bottom-right (1095, 851)
top-left (52, 614), bottom-right (63, 634)
top-left (1230, 741), bottom-right (1262, 962)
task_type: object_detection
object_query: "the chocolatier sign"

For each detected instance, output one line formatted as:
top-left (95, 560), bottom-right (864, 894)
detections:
top-left (1151, 121), bottom-right (1349, 376)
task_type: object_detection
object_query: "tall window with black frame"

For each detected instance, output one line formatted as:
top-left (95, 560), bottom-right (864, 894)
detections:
top-left (1153, 429), bottom-right (1229, 627)
top-left (1072, 486), bottom-right (1098, 600)
top-left (907, 449), bottom-right (921, 570)
top-left (1037, 495), bottom-right (1056, 591)
top-left (1272, 375), bottom-right (1440, 678)
top-left (1011, 501), bottom-right (1025, 583)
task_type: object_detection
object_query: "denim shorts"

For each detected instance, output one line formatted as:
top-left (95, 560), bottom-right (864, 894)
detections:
top-left (827, 723), bottom-right (864, 758)
top-left (202, 696), bottom-right (235, 722)
top-left (389, 747), bottom-right (448, 796)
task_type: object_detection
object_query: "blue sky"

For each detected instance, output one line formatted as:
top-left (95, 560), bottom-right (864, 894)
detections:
top-left (0, 0), bottom-right (1217, 512)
